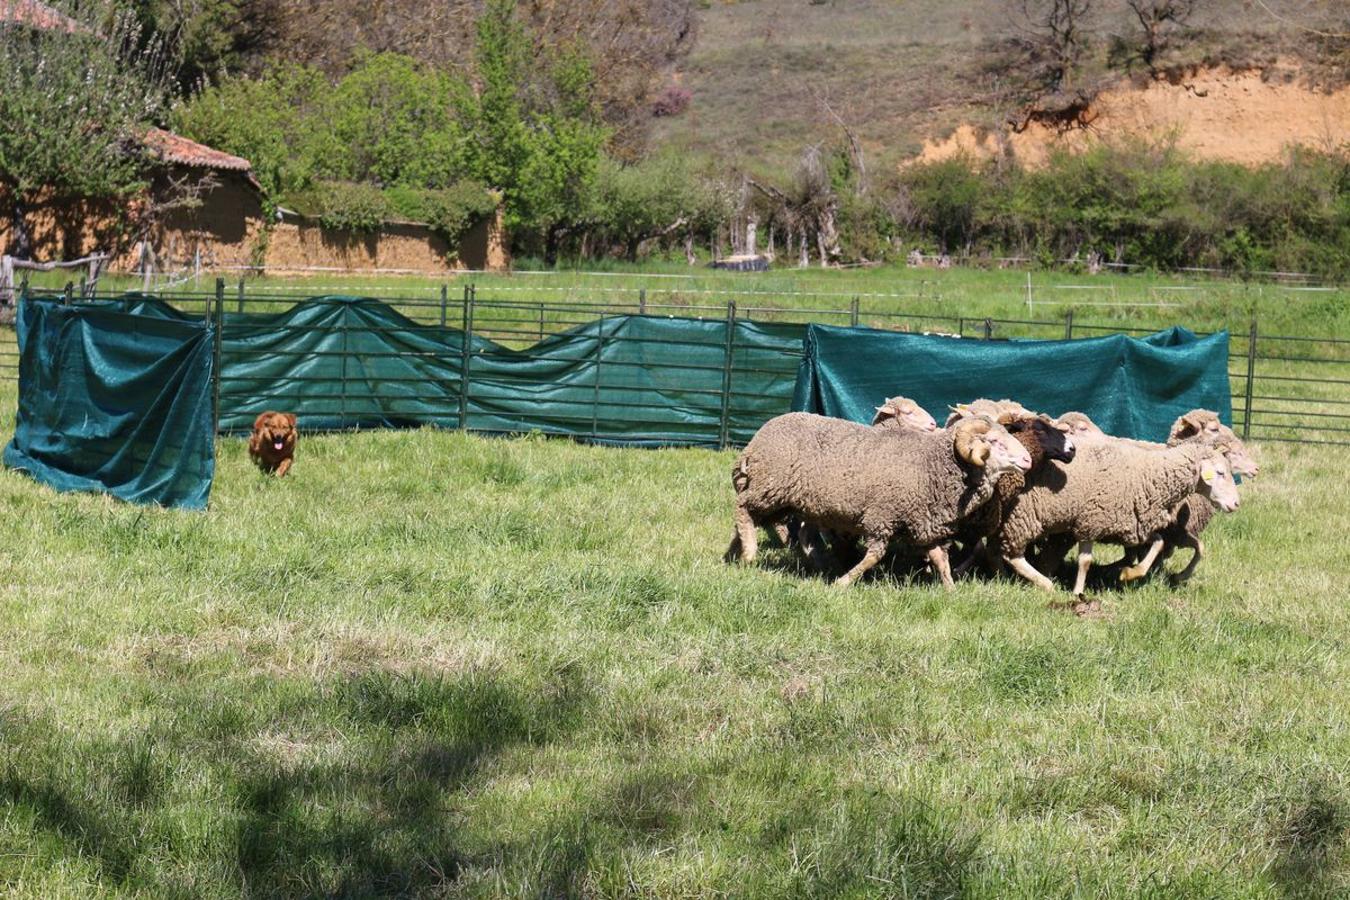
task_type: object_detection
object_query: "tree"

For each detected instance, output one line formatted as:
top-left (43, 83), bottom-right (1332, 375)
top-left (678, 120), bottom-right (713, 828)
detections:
top-left (590, 154), bottom-right (727, 261)
top-left (1124, 0), bottom-right (1198, 71)
top-left (1013, 0), bottom-right (1094, 96)
top-left (0, 5), bottom-right (175, 257)
top-left (456, 0), bottom-right (608, 259)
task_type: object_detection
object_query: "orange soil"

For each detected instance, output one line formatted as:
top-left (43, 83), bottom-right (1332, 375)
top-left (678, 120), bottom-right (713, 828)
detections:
top-left (915, 66), bottom-right (1350, 167)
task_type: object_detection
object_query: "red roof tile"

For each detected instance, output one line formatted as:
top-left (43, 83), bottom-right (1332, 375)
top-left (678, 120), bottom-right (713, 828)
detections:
top-left (142, 127), bottom-right (254, 173)
top-left (0, 0), bottom-right (88, 34)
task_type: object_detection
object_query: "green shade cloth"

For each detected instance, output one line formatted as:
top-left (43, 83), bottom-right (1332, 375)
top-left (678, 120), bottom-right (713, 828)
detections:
top-left (217, 296), bottom-right (805, 447)
top-left (792, 324), bottom-right (1232, 441)
top-left (3, 296), bottom-right (216, 509)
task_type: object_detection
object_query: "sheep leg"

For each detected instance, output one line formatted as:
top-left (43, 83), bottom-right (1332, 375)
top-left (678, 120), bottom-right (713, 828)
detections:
top-left (1167, 536), bottom-right (1204, 586)
top-left (1119, 537), bottom-right (1166, 583)
top-left (1006, 555), bottom-right (1057, 592)
top-left (835, 536), bottom-right (888, 588)
top-left (727, 504), bottom-right (758, 563)
top-left (926, 545), bottom-right (955, 590)
top-left (1071, 541), bottom-right (1094, 597)
top-left (950, 540), bottom-right (980, 578)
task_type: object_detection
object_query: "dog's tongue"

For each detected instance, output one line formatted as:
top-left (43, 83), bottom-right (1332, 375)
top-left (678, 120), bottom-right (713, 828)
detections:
top-left (273, 440), bottom-right (284, 450)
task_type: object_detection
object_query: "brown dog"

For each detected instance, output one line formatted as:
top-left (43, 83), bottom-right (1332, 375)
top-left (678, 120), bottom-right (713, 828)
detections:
top-left (248, 411), bottom-right (298, 476)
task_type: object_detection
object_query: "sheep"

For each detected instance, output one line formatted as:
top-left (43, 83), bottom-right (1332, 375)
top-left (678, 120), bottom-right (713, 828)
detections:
top-left (1042, 409), bottom-right (1257, 585)
top-left (872, 395), bottom-right (939, 433)
top-left (943, 398), bottom-right (1031, 428)
top-left (948, 411), bottom-right (1077, 577)
top-left (726, 413), bottom-right (1032, 588)
top-left (995, 437), bottom-right (1241, 595)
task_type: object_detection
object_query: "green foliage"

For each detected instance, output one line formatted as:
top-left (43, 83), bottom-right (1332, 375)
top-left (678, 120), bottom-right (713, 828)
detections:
top-left (284, 180), bottom-right (495, 240)
top-left (455, 0), bottom-right (609, 238)
top-left (589, 154), bottom-right (729, 259)
top-left (0, 7), bottom-right (172, 201)
top-left (891, 142), bottom-right (1350, 278)
top-left (317, 52), bottom-right (461, 188)
top-left (172, 63), bottom-right (327, 202)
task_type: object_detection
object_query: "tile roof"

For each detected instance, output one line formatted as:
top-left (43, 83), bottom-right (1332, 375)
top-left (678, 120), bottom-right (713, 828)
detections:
top-left (0, 0), bottom-right (88, 34)
top-left (142, 127), bottom-right (254, 173)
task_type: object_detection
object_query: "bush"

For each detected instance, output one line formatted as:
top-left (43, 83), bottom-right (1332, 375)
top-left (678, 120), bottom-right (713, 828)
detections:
top-left (284, 181), bottom-right (496, 241)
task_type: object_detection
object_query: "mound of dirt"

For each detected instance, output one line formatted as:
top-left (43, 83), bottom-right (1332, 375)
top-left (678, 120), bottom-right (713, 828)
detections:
top-left (915, 66), bottom-right (1350, 167)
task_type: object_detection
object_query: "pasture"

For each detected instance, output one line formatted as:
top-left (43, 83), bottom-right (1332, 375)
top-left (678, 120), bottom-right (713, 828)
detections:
top-left (0, 363), bottom-right (1347, 896)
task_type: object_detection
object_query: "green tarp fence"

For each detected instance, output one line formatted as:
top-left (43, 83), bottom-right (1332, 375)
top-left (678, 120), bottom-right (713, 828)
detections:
top-left (791, 323), bottom-right (1232, 441)
top-left (215, 296), bottom-right (806, 447)
top-left (3, 296), bottom-right (215, 509)
top-left (2, 294), bottom-right (1233, 509)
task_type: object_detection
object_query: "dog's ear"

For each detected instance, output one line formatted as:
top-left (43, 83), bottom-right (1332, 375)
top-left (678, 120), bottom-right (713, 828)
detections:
top-left (285, 413), bottom-right (297, 429)
top-left (253, 411), bottom-right (271, 432)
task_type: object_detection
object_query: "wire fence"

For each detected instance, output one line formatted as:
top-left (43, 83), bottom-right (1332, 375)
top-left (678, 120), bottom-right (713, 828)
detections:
top-left (3, 279), bottom-right (1346, 447)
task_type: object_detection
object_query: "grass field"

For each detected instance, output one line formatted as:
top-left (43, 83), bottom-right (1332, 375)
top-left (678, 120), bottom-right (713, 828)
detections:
top-left (1, 362), bottom-right (1348, 895)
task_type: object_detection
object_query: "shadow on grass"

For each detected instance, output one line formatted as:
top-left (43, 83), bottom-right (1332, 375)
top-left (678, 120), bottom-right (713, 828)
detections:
top-left (0, 668), bottom-right (591, 897)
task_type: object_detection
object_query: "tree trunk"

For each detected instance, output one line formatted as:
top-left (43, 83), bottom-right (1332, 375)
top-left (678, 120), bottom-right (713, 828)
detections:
top-left (8, 192), bottom-right (32, 261)
top-left (626, 236), bottom-right (641, 262)
top-left (684, 232), bottom-right (695, 266)
top-left (799, 230), bottom-right (809, 269)
top-left (544, 223), bottom-right (564, 267)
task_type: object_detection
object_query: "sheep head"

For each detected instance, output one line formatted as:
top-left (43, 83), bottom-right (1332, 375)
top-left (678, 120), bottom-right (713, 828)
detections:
top-left (953, 416), bottom-right (1032, 474)
top-left (1004, 415), bottom-right (1076, 465)
top-left (1055, 411), bottom-right (1102, 437)
top-left (1196, 451), bottom-right (1240, 512)
top-left (872, 396), bottom-right (938, 432)
top-left (1169, 410), bottom-right (1258, 478)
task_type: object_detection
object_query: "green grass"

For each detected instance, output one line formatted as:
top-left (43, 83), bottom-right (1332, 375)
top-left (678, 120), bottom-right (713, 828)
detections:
top-left (0, 367), bottom-right (1347, 896)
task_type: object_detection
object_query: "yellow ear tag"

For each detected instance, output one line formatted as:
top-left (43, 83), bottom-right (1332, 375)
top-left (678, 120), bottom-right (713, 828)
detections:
top-left (1201, 466), bottom-right (1216, 484)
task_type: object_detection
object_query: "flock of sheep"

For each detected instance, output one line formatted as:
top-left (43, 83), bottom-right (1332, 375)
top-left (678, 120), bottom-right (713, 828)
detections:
top-left (725, 397), bottom-right (1258, 599)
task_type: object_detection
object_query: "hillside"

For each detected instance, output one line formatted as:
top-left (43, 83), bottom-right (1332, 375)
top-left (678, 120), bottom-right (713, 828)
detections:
top-left (654, 0), bottom-right (1350, 173)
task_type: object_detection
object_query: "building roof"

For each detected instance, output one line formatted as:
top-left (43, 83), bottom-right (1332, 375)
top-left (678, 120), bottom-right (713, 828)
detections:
top-left (142, 128), bottom-right (254, 173)
top-left (0, 0), bottom-right (88, 34)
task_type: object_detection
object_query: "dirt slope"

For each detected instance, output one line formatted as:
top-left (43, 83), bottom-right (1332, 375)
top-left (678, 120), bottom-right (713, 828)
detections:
top-left (916, 66), bottom-right (1350, 167)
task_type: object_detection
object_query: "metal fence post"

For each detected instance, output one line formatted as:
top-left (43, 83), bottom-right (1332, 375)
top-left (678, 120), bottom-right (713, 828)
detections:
top-left (213, 278), bottom-right (225, 433)
top-left (63, 281), bottom-right (73, 306)
top-left (236, 277), bottom-right (245, 315)
top-left (639, 288), bottom-right (646, 316)
top-left (538, 303), bottom-right (545, 342)
top-left (1064, 309), bottom-right (1074, 340)
top-left (850, 296), bottom-right (859, 327)
top-left (983, 317), bottom-right (993, 340)
top-left (592, 315), bottom-right (605, 439)
top-left (439, 283), bottom-right (448, 327)
top-left (1243, 318), bottom-right (1257, 440)
top-left (718, 301), bottom-right (737, 450)
top-left (458, 284), bottom-right (475, 430)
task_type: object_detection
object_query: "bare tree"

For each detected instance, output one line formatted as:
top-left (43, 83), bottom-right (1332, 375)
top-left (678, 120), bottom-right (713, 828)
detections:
top-left (1015, 0), bottom-right (1094, 95)
top-left (1125, 0), bottom-right (1198, 71)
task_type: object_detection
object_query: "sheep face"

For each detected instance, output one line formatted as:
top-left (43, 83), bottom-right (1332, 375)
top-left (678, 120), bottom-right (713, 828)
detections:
top-left (953, 418), bottom-right (1033, 474)
top-left (1006, 416), bottom-right (1076, 464)
top-left (1170, 410), bottom-right (1259, 478)
top-left (1196, 453), bottom-right (1240, 512)
top-left (1055, 411), bottom-right (1102, 436)
top-left (872, 396), bottom-right (938, 432)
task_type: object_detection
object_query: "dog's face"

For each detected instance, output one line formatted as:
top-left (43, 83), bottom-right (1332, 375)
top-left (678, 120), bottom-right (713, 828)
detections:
top-left (252, 412), bottom-right (297, 454)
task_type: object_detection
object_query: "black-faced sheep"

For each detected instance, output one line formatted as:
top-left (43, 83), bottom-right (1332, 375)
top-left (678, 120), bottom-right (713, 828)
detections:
top-left (726, 413), bottom-right (1032, 588)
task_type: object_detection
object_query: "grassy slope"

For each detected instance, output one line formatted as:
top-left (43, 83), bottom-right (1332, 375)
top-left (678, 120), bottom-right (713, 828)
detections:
top-left (0, 368), bottom-right (1348, 895)
top-left (656, 0), bottom-right (1338, 172)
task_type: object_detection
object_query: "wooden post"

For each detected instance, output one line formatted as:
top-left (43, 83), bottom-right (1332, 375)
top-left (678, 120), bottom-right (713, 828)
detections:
top-left (63, 281), bottom-right (73, 306)
top-left (718, 301), bottom-right (737, 450)
top-left (236, 277), bottom-right (245, 315)
top-left (850, 296), bottom-right (859, 327)
top-left (1064, 309), bottom-right (1074, 340)
top-left (983, 317), bottom-right (993, 340)
top-left (458, 284), bottom-right (474, 430)
top-left (639, 288), bottom-right (647, 315)
top-left (439, 283), bottom-right (448, 327)
top-left (1243, 319), bottom-right (1257, 440)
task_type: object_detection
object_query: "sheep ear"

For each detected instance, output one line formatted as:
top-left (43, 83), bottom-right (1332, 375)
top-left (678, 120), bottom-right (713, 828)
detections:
top-left (1172, 414), bottom-right (1202, 441)
top-left (996, 410), bottom-right (1018, 425)
top-left (1200, 464), bottom-right (1216, 485)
